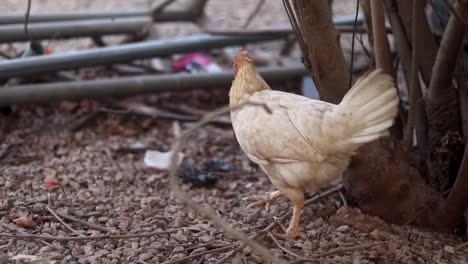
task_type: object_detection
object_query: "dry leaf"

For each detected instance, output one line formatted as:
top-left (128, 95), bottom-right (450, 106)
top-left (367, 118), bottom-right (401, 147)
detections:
top-left (13, 216), bottom-right (35, 228)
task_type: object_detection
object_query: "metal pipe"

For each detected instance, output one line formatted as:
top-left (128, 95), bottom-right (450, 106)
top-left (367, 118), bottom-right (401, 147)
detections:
top-left (0, 9), bottom-right (192, 25)
top-left (0, 17), bottom-right (151, 43)
top-left (0, 65), bottom-right (308, 106)
top-left (0, 0), bottom-right (207, 24)
top-left (0, 34), bottom-right (290, 79)
top-left (333, 15), bottom-right (364, 26)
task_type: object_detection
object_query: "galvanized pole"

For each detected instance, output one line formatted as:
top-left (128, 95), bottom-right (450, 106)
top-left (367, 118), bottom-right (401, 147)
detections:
top-left (0, 65), bottom-right (308, 106)
top-left (0, 34), bottom-right (291, 79)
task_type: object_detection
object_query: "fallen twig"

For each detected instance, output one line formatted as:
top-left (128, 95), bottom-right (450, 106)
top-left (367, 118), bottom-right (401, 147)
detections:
top-left (164, 241), bottom-right (224, 254)
top-left (0, 223), bottom-right (53, 248)
top-left (162, 244), bottom-right (238, 264)
top-left (46, 206), bottom-right (84, 237)
top-left (113, 100), bottom-right (231, 125)
top-left (0, 229), bottom-right (175, 242)
top-left (290, 242), bottom-right (384, 263)
top-left (455, 241), bottom-right (468, 251)
top-left (338, 191), bottom-right (348, 207)
top-left (53, 210), bottom-right (111, 233)
top-left (268, 231), bottom-right (307, 260)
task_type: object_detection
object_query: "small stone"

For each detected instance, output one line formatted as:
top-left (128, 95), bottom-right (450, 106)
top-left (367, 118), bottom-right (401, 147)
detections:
top-left (171, 233), bottom-right (188, 242)
top-left (336, 225), bottom-right (349, 232)
top-left (444, 246), bottom-right (455, 254)
top-left (370, 229), bottom-right (380, 240)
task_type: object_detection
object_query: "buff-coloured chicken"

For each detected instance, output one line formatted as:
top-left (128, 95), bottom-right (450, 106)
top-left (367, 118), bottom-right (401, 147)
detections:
top-left (229, 51), bottom-right (398, 238)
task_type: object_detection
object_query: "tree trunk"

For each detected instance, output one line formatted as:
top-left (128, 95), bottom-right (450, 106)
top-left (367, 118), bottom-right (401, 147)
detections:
top-left (294, 0), bottom-right (350, 103)
top-left (425, 0), bottom-right (466, 191)
top-left (384, 0), bottom-right (428, 149)
top-left (396, 0), bottom-right (438, 87)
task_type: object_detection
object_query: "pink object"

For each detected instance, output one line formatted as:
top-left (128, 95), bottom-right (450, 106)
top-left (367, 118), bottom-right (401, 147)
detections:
top-left (172, 53), bottom-right (222, 73)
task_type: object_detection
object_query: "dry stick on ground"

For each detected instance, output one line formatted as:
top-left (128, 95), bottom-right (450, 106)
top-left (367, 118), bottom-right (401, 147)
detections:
top-left (167, 102), bottom-right (281, 264)
top-left (54, 211), bottom-right (111, 233)
top-left (269, 231), bottom-right (383, 262)
top-left (113, 100), bottom-right (231, 125)
top-left (46, 206), bottom-right (84, 237)
top-left (164, 241), bottom-right (224, 254)
top-left (0, 223), bottom-right (54, 249)
top-left (162, 244), bottom-right (239, 264)
top-left (243, 0), bottom-right (266, 29)
top-left (215, 185), bottom-right (343, 264)
top-left (403, 189), bottom-right (450, 226)
top-left (0, 229), bottom-right (176, 242)
top-left (268, 231), bottom-right (308, 260)
top-left (290, 242), bottom-right (384, 263)
top-left (455, 241), bottom-right (468, 251)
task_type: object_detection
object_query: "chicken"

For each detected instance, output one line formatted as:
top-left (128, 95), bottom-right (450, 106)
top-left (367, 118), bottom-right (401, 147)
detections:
top-left (229, 51), bottom-right (399, 238)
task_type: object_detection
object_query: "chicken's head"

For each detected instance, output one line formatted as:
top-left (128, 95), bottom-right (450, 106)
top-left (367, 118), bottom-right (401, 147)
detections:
top-left (233, 51), bottom-right (253, 76)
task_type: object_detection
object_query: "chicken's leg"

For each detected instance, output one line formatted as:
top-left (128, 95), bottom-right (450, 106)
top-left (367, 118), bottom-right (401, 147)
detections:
top-left (280, 187), bottom-right (305, 239)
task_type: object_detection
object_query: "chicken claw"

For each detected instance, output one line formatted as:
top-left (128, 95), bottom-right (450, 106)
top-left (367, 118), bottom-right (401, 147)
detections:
top-left (271, 230), bottom-right (307, 240)
top-left (242, 190), bottom-right (282, 211)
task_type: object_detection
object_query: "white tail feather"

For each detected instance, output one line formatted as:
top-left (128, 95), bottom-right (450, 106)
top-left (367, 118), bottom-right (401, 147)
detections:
top-left (338, 69), bottom-right (399, 149)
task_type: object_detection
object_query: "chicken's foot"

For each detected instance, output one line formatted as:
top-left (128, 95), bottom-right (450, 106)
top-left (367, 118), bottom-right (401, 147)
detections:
top-left (286, 201), bottom-right (306, 239)
top-left (242, 190), bottom-right (282, 211)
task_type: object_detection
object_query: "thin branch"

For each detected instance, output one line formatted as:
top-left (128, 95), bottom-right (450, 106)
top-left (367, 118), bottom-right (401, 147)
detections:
top-left (268, 232), bottom-right (308, 260)
top-left (405, 0), bottom-right (420, 148)
top-left (349, 0), bottom-right (361, 89)
top-left (0, 222), bottom-right (53, 248)
top-left (162, 244), bottom-right (238, 264)
top-left (290, 242), bottom-right (384, 263)
top-left (282, 0), bottom-right (311, 72)
top-left (243, 0), bottom-right (266, 29)
top-left (339, 191), bottom-right (348, 207)
top-left (151, 0), bottom-right (178, 16)
top-left (371, 0), bottom-right (393, 75)
top-left (46, 206), bottom-right (84, 237)
top-left (455, 241), bottom-right (468, 251)
top-left (269, 231), bottom-right (383, 262)
top-left (0, 229), bottom-right (176, 242)
top-left (54, 210), bottom-right (111, 233)
top-left (403, 189), bottom-right (450, 226)
top-left (113, 100), bottom-right (231, 125)
top-left (443, 0), bottom-right (468, 26)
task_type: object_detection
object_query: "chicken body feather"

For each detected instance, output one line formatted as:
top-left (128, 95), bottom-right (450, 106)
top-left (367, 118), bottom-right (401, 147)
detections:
top-left (229, 51), bottom-right (398, 238)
